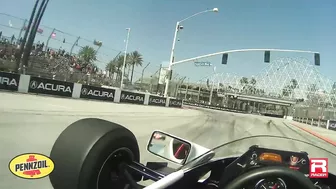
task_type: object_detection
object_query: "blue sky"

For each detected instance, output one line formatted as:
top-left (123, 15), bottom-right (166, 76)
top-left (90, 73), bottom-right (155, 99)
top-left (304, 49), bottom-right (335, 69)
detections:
top-left (0, 0), bottom-right (335, 83)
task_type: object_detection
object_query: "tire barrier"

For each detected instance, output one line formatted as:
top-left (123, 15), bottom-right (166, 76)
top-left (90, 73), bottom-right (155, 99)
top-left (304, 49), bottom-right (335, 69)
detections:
top-left (292, 117), bottom-right (336, 132)
top-left (0, 71), bottom-right (182, 108)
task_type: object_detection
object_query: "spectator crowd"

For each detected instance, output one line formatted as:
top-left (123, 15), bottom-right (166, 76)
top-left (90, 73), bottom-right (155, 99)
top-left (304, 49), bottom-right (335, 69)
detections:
top-left (0, 34), bottom-right (114, 87)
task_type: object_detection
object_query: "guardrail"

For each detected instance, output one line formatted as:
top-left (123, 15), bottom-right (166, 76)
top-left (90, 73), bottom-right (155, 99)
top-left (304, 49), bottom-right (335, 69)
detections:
top-left (292, 117), bottom-right (336, 132)
top-left (0, 71), bottom-right (183, 108)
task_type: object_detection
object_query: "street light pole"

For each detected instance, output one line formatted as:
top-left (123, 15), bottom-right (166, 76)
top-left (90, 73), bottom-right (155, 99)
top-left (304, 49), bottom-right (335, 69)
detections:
top-left (163, 8), bottom-right (219, 97)
top-left (197, 82), bottom-right (201, 102)
top-left (184, 77), bottom-right (189, 99)
top-left (120, 28), bottom-right (131, 89)
top-left (209, 66), bottom-right (217, 105)
top-left (209, 77), bottom-right (214, 105)
top-left (163, 21), bottom-right (179, 97)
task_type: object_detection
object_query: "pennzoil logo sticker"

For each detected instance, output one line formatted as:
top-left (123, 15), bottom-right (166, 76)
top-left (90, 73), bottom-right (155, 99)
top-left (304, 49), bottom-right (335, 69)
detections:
top-left (9, 153), bottom-right (55, 179)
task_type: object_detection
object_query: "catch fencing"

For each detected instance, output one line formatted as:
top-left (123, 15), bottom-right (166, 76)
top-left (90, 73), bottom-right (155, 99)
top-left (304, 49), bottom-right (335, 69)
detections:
top-left (0, 12), bottom-right (181, 95)
top-left (0, 55), bottom-right (117, 87)
top-left (0, 12), bottom-right (121, 89)
top-left (0, 13), bottom-right (119, 67)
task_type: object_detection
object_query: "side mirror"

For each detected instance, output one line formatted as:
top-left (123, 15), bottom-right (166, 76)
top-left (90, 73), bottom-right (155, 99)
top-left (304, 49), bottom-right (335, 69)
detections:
top-left (147, 131), bottom-right (191, 165)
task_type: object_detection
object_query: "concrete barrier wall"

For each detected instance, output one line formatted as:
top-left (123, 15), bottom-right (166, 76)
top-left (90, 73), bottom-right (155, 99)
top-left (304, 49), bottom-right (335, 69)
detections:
top-left (292, 116), bottom-right (336, 132)
top-left (0, 71), bottom-right (183, 108)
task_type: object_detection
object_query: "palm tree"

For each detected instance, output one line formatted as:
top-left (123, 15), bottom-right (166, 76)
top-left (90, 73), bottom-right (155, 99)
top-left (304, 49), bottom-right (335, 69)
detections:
top-left (127, 51), bottom-right (143, 83)
top-left (105, 54), bottom-right (127, 83)
top-left (113, 54), bottom-right (127, 82)
top-left (306, 83), bottom-right (319, 104)
top-left (282, 85), bottom-right (291, 96)
top-left (249, 78), bottom-right (257, 94)
top-left (289, 79), bottom-right (298, 98)
top-left (308, 83), bottom-right (317, 92)
top-left (78, 46), bottom-right (97, 64)
top-left (240, 77), bottom-right (248, 86)
top-left (105, 60), bottom-right (117, 76)
top-left (290, 79), bottom-right (298, 89)
top-left (250, 78), bottom-right (257, 85)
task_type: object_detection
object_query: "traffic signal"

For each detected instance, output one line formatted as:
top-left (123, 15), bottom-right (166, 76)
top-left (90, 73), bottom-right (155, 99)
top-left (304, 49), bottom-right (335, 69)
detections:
top-left (314, 53), bottom-right (320, 66)
top-left (221, 53), bottom-right (228, 64)
top-left (264, 51), bottom-right (270, 63)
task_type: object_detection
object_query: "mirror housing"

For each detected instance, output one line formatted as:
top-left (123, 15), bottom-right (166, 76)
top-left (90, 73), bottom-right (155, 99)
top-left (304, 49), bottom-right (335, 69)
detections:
top-left (147, 131), bottom-right (191, 165)
top-left (147, 131), bottom-right (212, 165)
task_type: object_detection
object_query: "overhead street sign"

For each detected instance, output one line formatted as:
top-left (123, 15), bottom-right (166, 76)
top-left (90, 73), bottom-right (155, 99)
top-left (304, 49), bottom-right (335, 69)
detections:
top-left (194, 61), bottom-right (212, 67)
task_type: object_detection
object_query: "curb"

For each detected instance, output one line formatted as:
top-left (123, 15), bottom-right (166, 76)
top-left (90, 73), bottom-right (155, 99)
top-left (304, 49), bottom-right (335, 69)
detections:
top-left (290, 122), bottom-right (336, 146)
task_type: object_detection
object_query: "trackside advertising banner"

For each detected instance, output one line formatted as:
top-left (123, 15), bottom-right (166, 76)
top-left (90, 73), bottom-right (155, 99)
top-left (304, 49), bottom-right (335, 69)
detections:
top-left (148, 95), bottom-right (166, 107)
top-left (80, 85), bottom-right (115, 101)
top-left (312, 119), bottom-right (318, 126)
top-left (28, 77), bottom-right (74, 97)
top-left (120, 90), bottom-right (145, 105)
top-left (169, 98), bottom-right (183, 108)
top-left (0, 71), bottom-right (20, 91)
top-left (328, 120), bottom-right (336, 131)
top-left (320, 119), bottom-right (328, 129)
top-left (308, 118), bottom-right (313, 125)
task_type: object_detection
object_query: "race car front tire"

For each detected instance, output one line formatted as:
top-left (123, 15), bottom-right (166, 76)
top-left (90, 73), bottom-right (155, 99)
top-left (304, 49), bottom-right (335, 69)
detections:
top-left (49, 118), bottom-right (140, 189)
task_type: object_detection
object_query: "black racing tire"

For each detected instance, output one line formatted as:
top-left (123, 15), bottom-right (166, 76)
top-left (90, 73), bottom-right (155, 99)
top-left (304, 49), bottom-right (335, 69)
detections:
top-left (49, 118), bottom-right (140, 189)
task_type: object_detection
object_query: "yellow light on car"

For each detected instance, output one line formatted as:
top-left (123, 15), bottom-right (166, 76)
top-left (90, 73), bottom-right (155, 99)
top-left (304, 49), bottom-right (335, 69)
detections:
top-left (259, 153), bottom-right (282, 162)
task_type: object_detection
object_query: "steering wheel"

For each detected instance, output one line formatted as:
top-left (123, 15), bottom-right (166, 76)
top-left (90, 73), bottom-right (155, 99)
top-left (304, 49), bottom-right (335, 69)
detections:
top-left (221, 166), bottom-right (315, 189)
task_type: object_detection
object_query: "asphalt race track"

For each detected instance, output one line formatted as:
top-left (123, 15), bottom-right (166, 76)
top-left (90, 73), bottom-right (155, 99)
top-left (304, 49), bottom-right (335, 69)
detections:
top-left (0, 92), bottom-right (335, 189)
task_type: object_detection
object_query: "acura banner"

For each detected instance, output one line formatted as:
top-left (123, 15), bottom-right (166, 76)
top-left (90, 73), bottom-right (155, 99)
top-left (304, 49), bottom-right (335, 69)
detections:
top-left (120, 90), bottom-right (145, 105)
top-left (320, 119), bottom-right (328, 129)
top-left (28, 77), bottom-right (74, 97)
top-left (80, 85), bottom-right (115, 101)
top-left (169, 98), bottom-right (182, 108)
top-left (148, 95), bottom-right (166, 107)
top-left (0, 71), bottom-right (20, 91)
top-left (312, 119), bottom-right (318, 126)
top-left (329, 120), bottom-right (336, 131)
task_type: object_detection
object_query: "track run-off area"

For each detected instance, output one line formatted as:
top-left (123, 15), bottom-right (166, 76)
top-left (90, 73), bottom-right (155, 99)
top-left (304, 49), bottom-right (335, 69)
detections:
top-left (0, 92), bottom-right (335, 189)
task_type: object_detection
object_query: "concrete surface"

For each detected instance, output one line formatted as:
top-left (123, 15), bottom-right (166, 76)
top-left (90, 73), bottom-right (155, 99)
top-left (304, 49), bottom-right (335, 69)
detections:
top-left (0, 92), bottom-right (335, 189)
